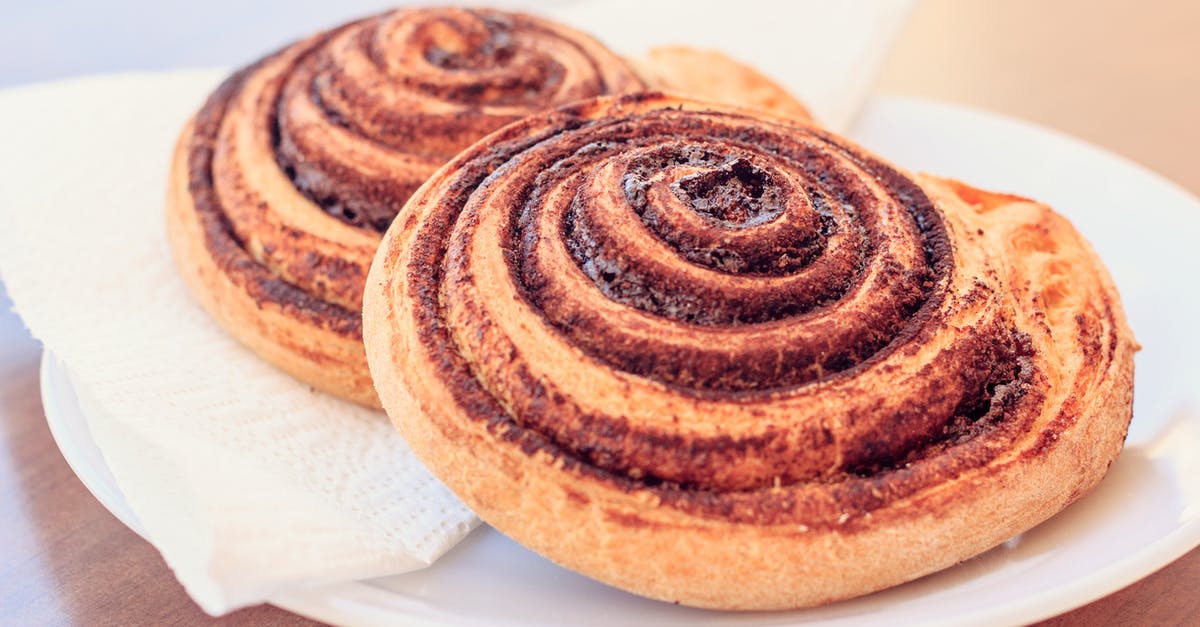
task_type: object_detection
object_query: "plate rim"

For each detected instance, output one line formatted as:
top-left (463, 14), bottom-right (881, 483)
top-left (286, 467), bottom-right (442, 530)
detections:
top-left (40, 346), bottom-right (1200, 625)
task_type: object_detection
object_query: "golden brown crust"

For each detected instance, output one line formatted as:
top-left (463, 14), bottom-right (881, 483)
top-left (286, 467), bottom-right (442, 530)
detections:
top-left (363, 93), bottom-right (1136, 608)
top-left (631, 46), bottom-right (812, 122)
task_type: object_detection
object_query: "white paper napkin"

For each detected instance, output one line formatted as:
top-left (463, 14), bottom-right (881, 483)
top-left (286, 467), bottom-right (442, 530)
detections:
top-left (0, 1), bottom-right (912, 617)
top-left (0, 69), bottom-right (478, 615)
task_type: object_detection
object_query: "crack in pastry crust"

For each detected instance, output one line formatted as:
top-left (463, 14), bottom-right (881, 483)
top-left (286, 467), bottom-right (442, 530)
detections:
top-left (364, 93), bottom-right (1136, 609)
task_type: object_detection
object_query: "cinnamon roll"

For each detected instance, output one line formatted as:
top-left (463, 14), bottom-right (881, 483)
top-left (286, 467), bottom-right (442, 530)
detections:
top-left (166, 7), bottom-right (808, 407)
top-left (362, 93), bottom-right (1136, 609)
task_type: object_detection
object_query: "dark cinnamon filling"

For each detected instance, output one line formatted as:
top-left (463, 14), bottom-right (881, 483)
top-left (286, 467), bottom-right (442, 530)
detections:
top-left (673, 156), bottom-right (779, 227)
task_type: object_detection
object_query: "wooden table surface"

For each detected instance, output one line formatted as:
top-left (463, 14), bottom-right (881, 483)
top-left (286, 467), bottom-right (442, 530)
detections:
top-left (2, 0), bottom-right (1197, 624)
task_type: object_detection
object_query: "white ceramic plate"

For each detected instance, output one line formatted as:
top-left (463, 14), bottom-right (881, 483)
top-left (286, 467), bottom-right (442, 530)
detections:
top-left (40, 94), bottom-right (1200, 626)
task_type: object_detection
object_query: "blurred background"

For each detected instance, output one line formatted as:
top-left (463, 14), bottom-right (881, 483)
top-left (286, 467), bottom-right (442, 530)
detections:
top-left (2, 0), bottom-right (1197, 193)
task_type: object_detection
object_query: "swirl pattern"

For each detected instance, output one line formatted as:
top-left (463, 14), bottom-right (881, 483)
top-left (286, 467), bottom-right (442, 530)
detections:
top-left (364, 94), bottom-right (1136, 608)
top-left (167, 8), bottom-right (647, 406)
top-left (275, 8), bottom-right (646, 232)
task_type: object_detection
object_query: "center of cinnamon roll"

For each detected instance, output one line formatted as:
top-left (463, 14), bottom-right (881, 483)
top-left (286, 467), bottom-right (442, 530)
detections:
top-left (673, 157), bottom-right (779, 227)
top-left (421, 13), bottom-right (516, 70)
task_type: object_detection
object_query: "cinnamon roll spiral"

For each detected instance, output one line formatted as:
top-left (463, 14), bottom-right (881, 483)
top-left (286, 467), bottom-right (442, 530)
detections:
top-left (363, 94), bottom-right (1136, 608)
top-left (166, 7), bottom-right (808, 406)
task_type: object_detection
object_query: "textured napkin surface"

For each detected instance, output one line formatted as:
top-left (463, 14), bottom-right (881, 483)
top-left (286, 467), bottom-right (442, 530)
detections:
top-left (0, 70), bottom-right (476, 615)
